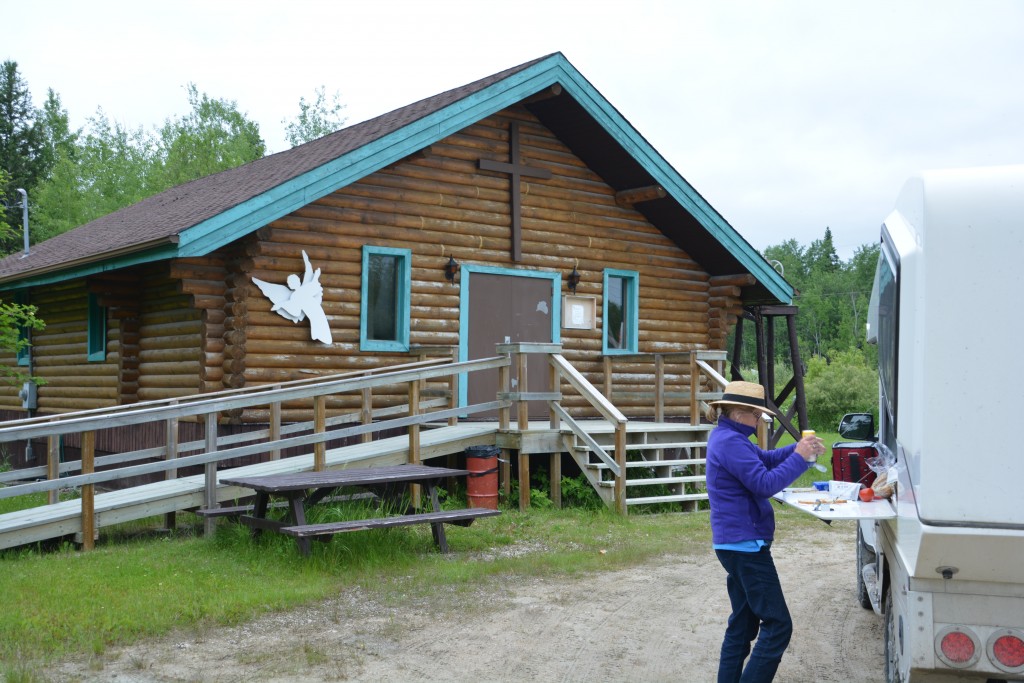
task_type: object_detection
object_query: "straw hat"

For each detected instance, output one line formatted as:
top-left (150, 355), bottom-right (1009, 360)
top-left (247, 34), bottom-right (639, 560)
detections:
top-left (710, 381), bottom-right (777, 416)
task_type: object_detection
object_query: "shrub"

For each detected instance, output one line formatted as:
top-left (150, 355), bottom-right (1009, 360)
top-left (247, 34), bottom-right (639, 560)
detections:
top-left (803, 349), bottom-right (878, 429)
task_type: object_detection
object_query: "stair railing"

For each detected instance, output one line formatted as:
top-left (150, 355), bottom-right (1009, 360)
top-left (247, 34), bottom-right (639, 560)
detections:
top-left (549, 353), bottom-right (628, 515)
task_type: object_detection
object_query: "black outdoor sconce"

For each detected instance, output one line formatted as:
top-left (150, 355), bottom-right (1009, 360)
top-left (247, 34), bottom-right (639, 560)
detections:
top-left (567, 265), bottom-right (581, 294)
top-left (444, 255), bottom-right (460, 283)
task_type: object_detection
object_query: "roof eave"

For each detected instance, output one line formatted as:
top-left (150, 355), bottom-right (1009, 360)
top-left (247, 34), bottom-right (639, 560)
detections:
top-left (0, 237), bottom-right (180, 291)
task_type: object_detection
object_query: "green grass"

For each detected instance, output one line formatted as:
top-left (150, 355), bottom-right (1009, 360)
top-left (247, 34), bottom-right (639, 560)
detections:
top-left (0, 432), bottom-right (843, 677)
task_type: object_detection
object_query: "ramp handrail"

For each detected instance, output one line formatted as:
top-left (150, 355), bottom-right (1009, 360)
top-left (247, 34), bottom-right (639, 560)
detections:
top-left (0, 353), bottom-right (511, 548)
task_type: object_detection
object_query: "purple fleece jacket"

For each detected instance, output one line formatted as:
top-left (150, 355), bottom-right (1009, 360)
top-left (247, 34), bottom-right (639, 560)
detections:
top-left (706, 416), bottom-right (810, 544)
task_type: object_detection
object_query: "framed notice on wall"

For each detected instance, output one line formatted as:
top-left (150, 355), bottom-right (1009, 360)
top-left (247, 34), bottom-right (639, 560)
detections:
top-left (562, 295), bottom-right (596, 330)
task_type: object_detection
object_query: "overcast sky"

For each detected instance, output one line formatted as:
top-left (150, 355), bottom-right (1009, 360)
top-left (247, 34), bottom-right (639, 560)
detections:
top-left (5, 0), bottom-right (1023, 260)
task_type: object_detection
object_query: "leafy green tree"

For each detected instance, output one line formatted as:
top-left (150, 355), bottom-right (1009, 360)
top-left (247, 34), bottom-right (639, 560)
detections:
top-left (32, 109), bottom-right (158, 239)
top-left (156, 84), bottom-right (265, 187)
top-left (0, 60), bottom-right (47, 253)
top-left (0, 170), bottom-right (44, 383)
top-left (32, 85), bottom-right (265, 238)
top-left (283, 86), bottom-right (348, 147)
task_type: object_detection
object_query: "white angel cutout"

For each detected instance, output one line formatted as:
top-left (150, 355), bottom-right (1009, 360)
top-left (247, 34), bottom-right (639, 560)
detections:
top-left (252, 250), bottom-right (333, 344)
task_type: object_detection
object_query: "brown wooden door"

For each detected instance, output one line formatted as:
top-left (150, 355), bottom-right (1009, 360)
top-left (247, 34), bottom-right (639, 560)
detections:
top-left (464, 270), bottom-right (557, 420)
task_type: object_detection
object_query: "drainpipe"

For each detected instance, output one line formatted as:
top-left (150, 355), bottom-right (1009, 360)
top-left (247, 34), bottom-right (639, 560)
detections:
top-left (15, 188), bottom-right (34, 464)
top-left (16, 188), bottom-right (29, 256)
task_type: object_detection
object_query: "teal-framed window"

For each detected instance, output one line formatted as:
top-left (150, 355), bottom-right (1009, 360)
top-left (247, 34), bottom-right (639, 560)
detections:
top-left (87, 292), bottom-right (106, 362)
top-left (360, 245), bottom-right (412, 352)
top-left (602, 268), bottom-right (639, 354)
top-left (15, 290), bottom-right (30, 366)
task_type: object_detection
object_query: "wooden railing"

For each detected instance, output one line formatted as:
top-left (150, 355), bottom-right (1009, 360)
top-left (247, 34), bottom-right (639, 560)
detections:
top-left (602, 350), bottom-right (728, 424)
top-left (495, 343), bottom-right (629, 514)
top-left (0, 355), bottom-right (510, 547)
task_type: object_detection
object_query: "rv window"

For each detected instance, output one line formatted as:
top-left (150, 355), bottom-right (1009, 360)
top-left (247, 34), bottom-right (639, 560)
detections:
top-left (360, 246), bottom-right (411, 352)
top-left (875, 244), bottom-right (898, 445)
top-left (602, 269), bottom-right (639, 354)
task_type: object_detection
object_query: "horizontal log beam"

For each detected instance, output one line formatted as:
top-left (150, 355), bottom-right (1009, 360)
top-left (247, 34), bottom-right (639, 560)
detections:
top-left (615, 185), bottom-right (667, 207)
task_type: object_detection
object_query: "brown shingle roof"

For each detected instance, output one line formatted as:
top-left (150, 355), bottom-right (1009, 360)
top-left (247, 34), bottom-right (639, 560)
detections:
top-left (0, 54), bottom-right (552, 284)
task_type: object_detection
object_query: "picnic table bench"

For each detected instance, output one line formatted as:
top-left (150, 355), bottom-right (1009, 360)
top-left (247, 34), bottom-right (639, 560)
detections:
top-left (219, 464), bottom-right (500, 556)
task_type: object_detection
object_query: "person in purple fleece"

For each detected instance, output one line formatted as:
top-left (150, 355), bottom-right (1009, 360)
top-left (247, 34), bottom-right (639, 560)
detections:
top-left (706, 381), bottom-right (824, 683)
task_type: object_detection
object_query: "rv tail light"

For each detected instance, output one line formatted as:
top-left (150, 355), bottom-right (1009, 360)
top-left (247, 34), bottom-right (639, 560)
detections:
top-left (935, 626), bottom-right (981, 668)
top-left (987, 629), bottom-right (1024, 674)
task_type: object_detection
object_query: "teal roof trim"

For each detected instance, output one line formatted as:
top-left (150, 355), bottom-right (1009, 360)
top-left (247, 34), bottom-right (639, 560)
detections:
top-left (543, 57), bottom-right (792, 303)
top-left (18, 54), bottom-right (784, 304)
top-left (0, 244), bottom-right (179, 291)
top-left (175, 52), bottom-right (789, 302)
top-left (176, 67), bottom-right (565, 258)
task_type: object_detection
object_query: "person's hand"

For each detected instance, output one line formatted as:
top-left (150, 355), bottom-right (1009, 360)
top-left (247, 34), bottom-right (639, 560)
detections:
top-left (795, 434), bottom-right (825, 462)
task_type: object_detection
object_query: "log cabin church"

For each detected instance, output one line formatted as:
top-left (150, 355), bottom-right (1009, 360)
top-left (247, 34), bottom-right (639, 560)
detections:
top-left (0, 53), bottom-right (796, 470)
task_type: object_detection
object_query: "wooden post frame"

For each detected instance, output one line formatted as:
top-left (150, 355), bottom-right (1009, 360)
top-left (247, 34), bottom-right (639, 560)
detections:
top-left (203, 414), bottom-right (218, 537)
top-left (498, 352), bottom-right (512, 499)
top-left (80, 430), bottom-right (96, 550)
top-left (408, 380), bottom-right (421, 508)
top-left (314, 395), bottom-right (326, 471)
top-left (549, 356), bottom-right (562, 508)
top-left (614, 423), bottom-right (627, 516)
top-left (360, 387), bottom-right (373, 443)
top-left (164, 408), bottom-right (179, 530)
top-left (516, 348), bottom-right (530, 512)
top-left (47, 435), bottom-right (59, 506)
top-left (270, 390), bottom-right (282, 459)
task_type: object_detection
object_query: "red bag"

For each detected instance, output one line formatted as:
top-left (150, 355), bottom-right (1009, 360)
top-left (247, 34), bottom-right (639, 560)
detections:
top-left (831, 442), bottom-right (877, 487)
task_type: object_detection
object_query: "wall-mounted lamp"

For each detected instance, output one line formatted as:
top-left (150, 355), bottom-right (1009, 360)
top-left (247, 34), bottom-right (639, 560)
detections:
top-left (567, 265), bottom-right (581, 294)
top-left (444, 255), bottom-right (460, 283)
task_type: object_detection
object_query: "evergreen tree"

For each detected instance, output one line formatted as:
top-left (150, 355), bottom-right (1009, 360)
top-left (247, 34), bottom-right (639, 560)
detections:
top-left (0, 60), bottom-right (46, 253)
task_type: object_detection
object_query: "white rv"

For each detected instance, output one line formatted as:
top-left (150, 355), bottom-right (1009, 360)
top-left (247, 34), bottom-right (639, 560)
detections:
top-left (839, 164), bottom-right (1024, 682)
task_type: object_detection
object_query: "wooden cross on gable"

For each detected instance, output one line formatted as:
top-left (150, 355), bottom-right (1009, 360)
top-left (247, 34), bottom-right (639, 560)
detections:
top-left (478, 121), bottom-right (551, 262)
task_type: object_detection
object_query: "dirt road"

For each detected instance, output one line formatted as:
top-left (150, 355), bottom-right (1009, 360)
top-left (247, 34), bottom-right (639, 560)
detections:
top-left (54, 520), bottom-right (883, 682)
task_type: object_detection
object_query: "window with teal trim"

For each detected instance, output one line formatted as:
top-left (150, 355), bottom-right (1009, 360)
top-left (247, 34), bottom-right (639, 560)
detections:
top-left (602, 269), bottom-right (639, 354)
top-left (87, 292), bottom-right (106, 362)
top-left (360, 246), bottom-right (411, 352)
top-left (15, 291), bottom-right (30, 366)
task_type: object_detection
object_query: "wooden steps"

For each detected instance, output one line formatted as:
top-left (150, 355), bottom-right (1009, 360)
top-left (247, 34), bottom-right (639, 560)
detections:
top-left (565, 421), bottom-right (713, 509)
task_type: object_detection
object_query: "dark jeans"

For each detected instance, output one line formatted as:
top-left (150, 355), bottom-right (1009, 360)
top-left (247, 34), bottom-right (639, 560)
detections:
top-left (714, 544), bottom-right (793, 683)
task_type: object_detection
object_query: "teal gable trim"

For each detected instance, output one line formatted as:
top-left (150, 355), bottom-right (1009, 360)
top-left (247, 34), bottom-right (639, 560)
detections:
top-left (458, 265), bottom-right (561, 409)
top-left (359, 246), bottom-right (411, 352)
top-left (172, 52), bottom-right (789, 302)
top-left (15, 54), bottom-right (785, 305)
top-left (546, 59), bottom-right (792, 303)
top-left (176, 67), bottom-right (567, 259)
top-left (601, 268), bottom-right (639, 355)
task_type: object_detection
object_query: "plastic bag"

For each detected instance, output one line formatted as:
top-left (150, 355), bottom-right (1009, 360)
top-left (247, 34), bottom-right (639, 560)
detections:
top-left (866, 443), bottom-right (897, 499)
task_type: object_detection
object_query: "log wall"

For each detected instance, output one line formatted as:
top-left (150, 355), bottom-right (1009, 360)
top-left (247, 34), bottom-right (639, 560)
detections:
top-left (235, 105), bottom-right (746, 419)
top-left (136, 271), bottom-right (202, 403)
top-left (13, 279), bottom-right (120, 413)
top-left (0, 104), bottom-right (748, 425)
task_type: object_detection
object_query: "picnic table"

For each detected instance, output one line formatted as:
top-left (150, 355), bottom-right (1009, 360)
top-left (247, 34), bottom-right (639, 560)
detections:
top-left (219, 464), bottom-right (500, 556)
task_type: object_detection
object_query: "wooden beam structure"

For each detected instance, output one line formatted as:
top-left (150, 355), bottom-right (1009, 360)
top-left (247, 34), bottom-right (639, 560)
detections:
top-left (615, 185), bottom-right (666, 207)
top-left (478, 121), bottom-right (551, 261)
